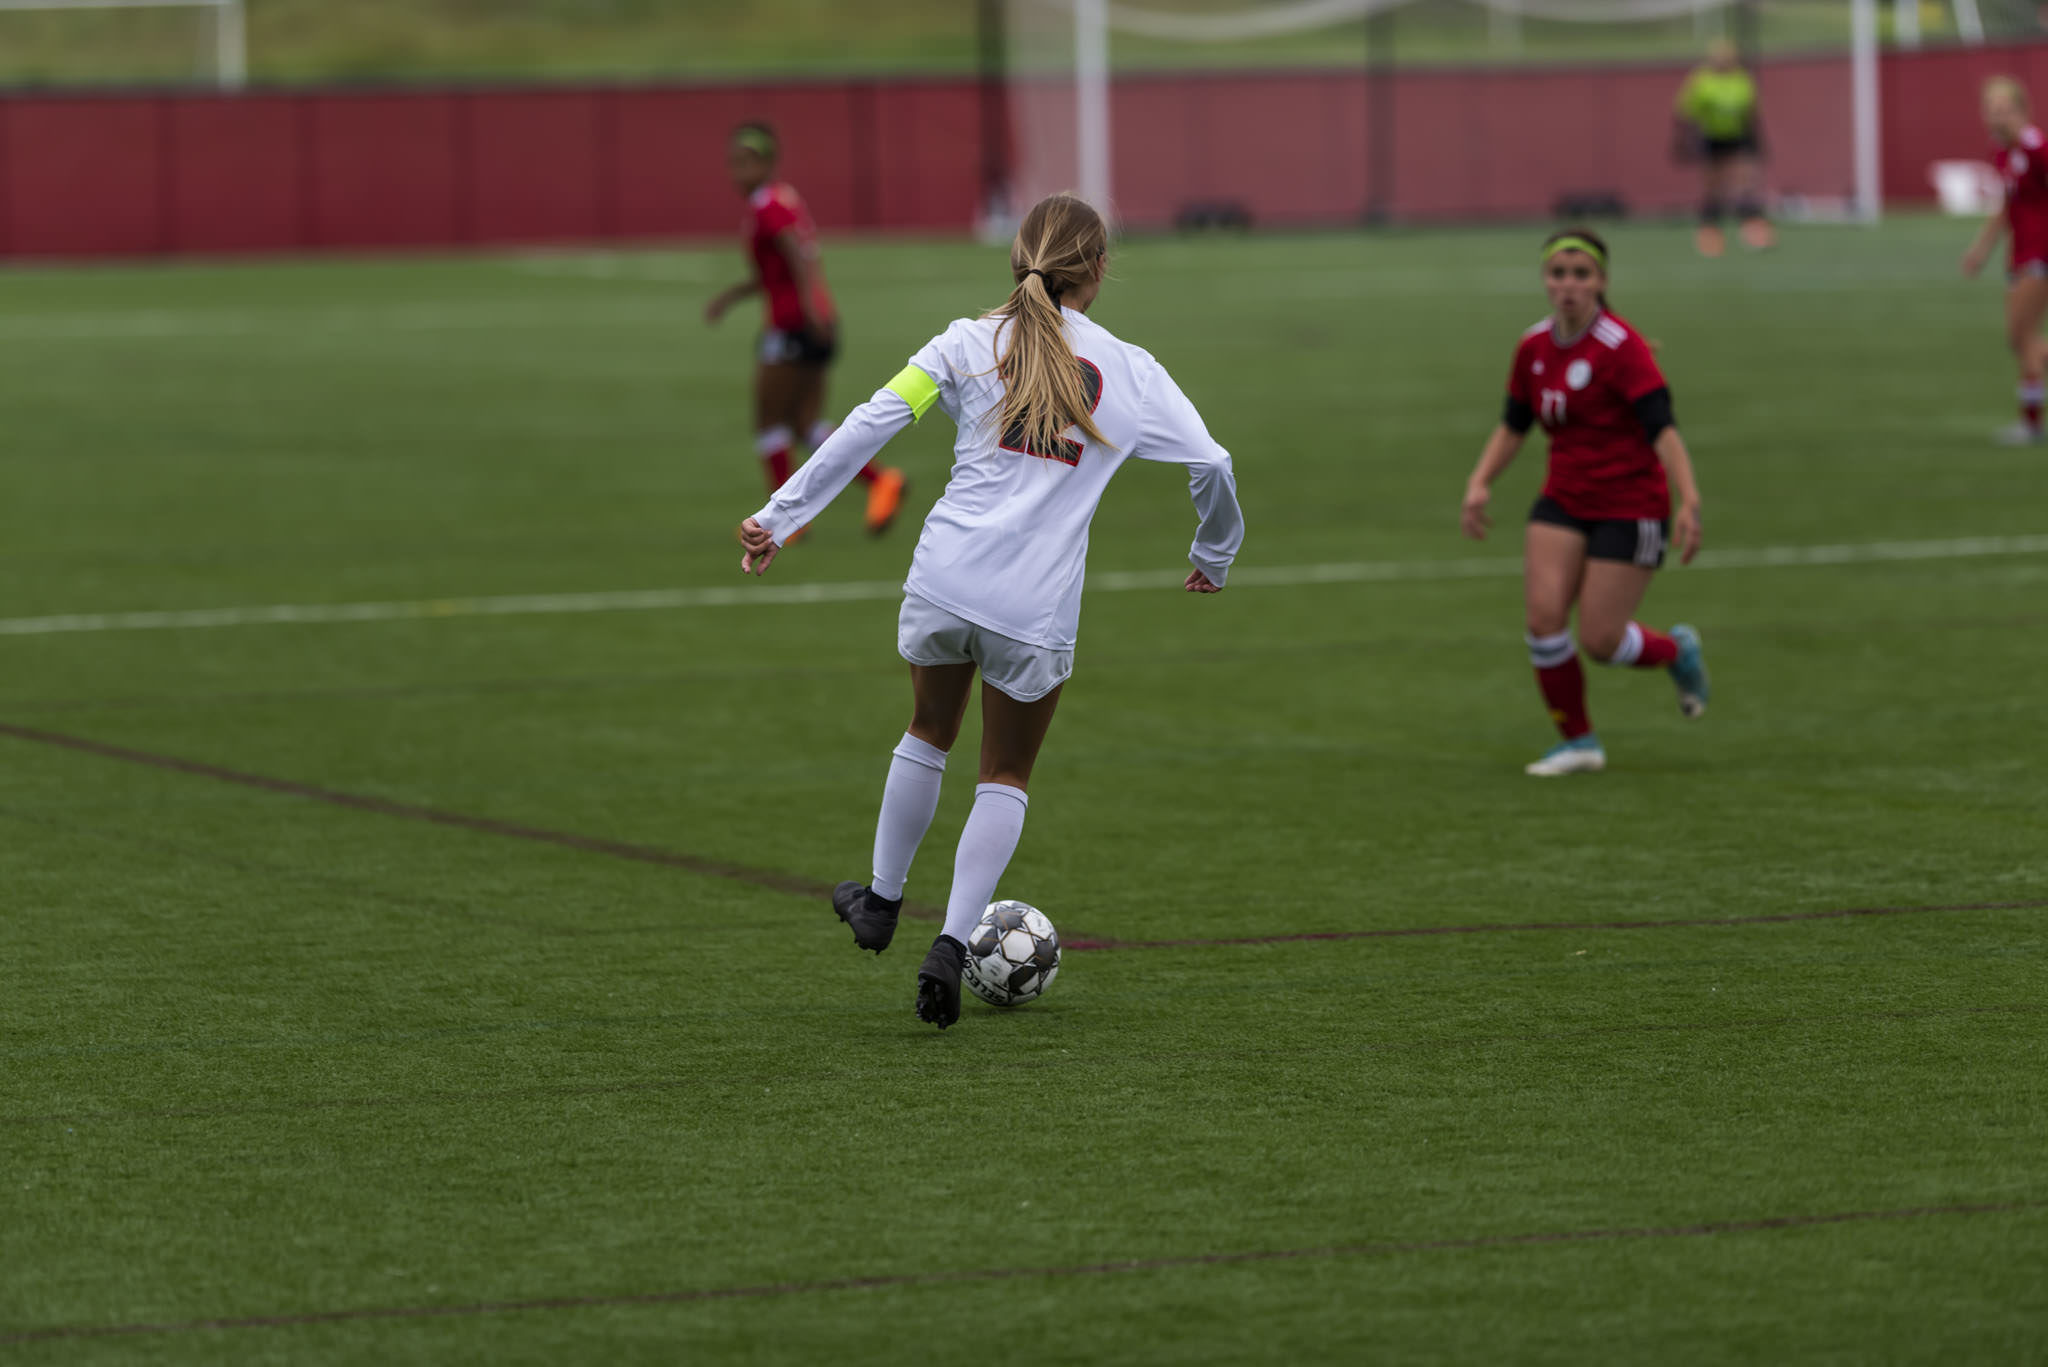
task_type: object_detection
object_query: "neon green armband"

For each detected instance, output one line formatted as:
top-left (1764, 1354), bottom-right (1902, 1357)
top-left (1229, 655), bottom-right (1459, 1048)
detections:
top-left (885, 365), bottom-right (941, 422)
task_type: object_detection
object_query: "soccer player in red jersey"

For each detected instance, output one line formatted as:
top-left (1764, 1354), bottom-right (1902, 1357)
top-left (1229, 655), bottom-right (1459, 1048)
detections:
top-left (1962, 77), bottom-right (2048, 445)
top-left (704, 122), bottom-right (908, 532)
top-left (1460, 229), bottom-right (1710, 777)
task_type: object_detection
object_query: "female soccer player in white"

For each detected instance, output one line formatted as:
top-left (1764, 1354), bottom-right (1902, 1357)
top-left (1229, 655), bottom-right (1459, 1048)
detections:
top-left (735, 192), bottom-right (1244, 1028)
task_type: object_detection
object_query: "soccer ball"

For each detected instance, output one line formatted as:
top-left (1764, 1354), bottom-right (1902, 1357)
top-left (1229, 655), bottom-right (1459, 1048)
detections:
top-left (963, 900), bottom-right (1061, 1007)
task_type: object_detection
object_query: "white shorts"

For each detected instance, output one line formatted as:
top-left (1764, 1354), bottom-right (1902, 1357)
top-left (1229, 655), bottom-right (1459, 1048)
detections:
top-left (896, 594), bottom-right (1072, 702)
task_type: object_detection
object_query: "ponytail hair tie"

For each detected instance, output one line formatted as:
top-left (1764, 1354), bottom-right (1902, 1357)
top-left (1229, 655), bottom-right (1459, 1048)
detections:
top-left (1021, 267), bottom-right (1061, 301)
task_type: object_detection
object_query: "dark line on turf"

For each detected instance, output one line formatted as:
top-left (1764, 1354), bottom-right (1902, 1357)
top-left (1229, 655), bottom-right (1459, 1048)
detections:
top-left (0, 721), bottom-right (942, 922)
top-left (5, 1200), bottom-right (2038, 1343)
top-left (6, 1004), bottom-right (2037, 1128)
top-left (1062, 900), bottom-right (2048, 951)
top-left (5, 720), bottom-right (2032, 952)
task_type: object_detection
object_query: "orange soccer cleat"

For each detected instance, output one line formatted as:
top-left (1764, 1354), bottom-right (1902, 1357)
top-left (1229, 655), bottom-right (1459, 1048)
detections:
top-left (865, 466), bottom-right (908, 536)
top-left (1695, 224), bottom-right (1726, 258)
top-left (1739, 217), bottom-right (1777, 251)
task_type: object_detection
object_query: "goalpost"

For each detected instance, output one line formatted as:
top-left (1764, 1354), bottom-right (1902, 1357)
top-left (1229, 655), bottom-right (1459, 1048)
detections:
top-left (0, 0), bottom-right (246, 89)
top-left (1008, 0), bottom-right (1915, 230)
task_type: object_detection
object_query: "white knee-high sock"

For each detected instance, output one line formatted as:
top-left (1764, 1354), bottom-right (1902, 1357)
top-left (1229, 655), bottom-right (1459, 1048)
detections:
top-left (940, 783), bottom-right (1029, 944)
top-left (870, 733), bottom-right (947, 901)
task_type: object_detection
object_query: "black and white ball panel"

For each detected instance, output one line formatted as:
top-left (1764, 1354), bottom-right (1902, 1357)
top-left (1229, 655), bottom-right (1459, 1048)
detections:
top-left (962, 900), bottom-right (1062, 1008)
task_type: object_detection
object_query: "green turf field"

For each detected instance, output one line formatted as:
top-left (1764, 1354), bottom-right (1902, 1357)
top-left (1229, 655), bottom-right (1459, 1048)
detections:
top-left (0, 0), bottom-right (1899, 86)
top-left (2, 217), bottom-right (2044, 1362)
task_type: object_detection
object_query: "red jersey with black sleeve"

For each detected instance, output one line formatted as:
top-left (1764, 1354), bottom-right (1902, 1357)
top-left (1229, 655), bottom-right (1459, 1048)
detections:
top-left (1506, 310), bottom-right (1671, 521)
top-left (1997, 125), bottom-right (2048, 271)
top-left (745, 181), bottom-right (835, 334)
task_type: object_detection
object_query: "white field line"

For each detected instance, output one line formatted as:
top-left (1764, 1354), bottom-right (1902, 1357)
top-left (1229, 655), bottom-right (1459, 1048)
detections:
top-left (0, 300), bottom-right (678, 343)
top-left (2, 534), bottom-right (2044, 639)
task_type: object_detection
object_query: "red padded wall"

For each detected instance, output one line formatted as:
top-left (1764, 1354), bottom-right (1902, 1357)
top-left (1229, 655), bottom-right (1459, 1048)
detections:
top-left (166, 94), bottom-right (304, 253)
top-left (1, 96), bottom-right (164, 256)
top-left (307, 93), bottom-right (460, 247)
top-left (464, 90), bottom-right (607, 243)
top-left (871, 82), bottom-right (982, 230)
top-left (613, 87), bottom-right (743, 238)
top-left (1, 45), bottom-right (2044, 260)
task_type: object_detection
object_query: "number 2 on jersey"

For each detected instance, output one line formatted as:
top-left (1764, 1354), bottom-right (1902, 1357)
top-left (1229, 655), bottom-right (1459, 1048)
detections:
top-left (1001, 358), bottom-right (1104, 466)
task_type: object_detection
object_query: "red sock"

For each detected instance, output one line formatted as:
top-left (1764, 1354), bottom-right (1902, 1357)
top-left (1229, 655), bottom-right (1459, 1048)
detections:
top-left (853, 461), bottom-right (880, 486)
top-left (763, 447), bottom-right (791, 493)
top-left (1535, 658), bottom-right (1593, 740)
top-left (1626, 623), bottom-right (1679, 669)
top-left (2022, 379), bottom-right (2044, 432)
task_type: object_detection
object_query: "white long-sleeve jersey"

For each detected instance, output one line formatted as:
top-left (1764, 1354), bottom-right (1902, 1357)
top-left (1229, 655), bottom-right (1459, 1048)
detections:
top-left (751, 306), bottom-right (1244, 650)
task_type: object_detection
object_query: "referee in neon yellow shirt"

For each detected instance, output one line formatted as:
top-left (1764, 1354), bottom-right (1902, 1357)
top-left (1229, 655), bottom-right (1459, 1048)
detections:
top-left (1675, 39), bottom-right (1774, 256)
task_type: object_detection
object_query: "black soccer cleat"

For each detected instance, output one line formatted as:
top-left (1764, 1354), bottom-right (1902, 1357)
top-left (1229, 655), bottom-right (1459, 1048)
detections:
top-left (832, 881), bottom-right (902, 954)
top-left (914, 935), bottom-right (967, 1029)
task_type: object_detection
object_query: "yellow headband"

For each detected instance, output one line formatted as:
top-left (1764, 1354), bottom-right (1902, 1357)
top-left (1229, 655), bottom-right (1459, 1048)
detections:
top-left (1542, 236), bottom-right (1608, 270)
top-left (732, 129), bottom-right (776, 160)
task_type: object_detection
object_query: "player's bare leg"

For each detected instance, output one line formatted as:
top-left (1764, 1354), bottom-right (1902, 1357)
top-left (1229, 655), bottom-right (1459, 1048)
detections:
top-left (1523, 524), bottom-right (1603, 776)
top-left (791, 359), bottom-right (829, 456)
top-left (2001, 275), bottom-right (2048, 444)
top-left (909, 663), bottom-right (978, 754)
top-left (976, 680), bottom-right (1062, 792)
top-left (1579, 559), bottom-right (1704, 717)
top-left (754, 360), bottom-right (805, 502)
top-left (917, 681), bottom-right (1062, 1028)
top-left (1577, 560), bottom-right (1657, 668)
top-left (835, 662), bottom-right (976, 954)
top-left (1732, 155), bottom-right (1775, 250)
top-left (1696, 161), bottom-right (1729, 258)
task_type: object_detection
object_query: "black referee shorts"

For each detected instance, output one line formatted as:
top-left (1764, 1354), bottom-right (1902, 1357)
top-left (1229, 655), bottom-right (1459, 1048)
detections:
top-left (1703, 134), bottom-right (1759, 162)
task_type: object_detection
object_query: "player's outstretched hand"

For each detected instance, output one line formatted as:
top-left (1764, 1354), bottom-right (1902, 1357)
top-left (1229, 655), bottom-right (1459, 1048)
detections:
top-left (1674, 502), bottom-right (1703, 566)
top-left (1184, 569), bottom-right (1222, 594)
top-left (1962, 245), bottom-right (1989, 279)
top-left (738, 517), bottom-right (780, 576)
top-left (1460, 482), bottom-right (1492, 540)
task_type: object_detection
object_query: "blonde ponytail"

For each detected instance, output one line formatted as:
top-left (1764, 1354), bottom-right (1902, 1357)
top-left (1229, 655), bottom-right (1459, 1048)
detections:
top-left (986, 192), bottom-right (1113, 458)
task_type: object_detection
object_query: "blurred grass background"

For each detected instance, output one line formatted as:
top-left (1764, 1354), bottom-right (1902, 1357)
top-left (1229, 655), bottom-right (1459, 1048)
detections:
top-left (0, 0), bottom-right (1971, 89)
